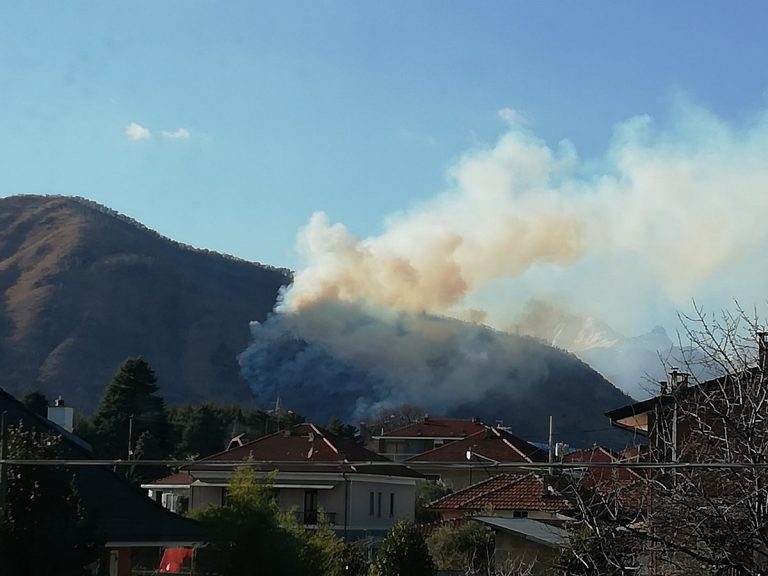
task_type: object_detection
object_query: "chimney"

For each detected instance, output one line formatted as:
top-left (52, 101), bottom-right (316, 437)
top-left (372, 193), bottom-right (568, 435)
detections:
top-left (669, 369), bottom-right (689, 392)
top-left (659, 380), bottom-right (669, 395)
top-left (47, 396), bottom-right (74, 432)
top-left (758, 332), bottom-right (768, 369)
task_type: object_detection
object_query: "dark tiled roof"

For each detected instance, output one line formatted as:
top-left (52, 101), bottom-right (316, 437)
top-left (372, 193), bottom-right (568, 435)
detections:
top-left (429, 473), bottom-right (571, 513)
top-left (565, 446), bottom-right (644, 486)
top-left (143, 472), bottom-right (192, 487)
top-left (204, 423), bottom-right (390, 463)
top-left (194, 423), bottom-right (420, 479)
top-left (0, 388), bottom-right (202, 544)
top-left (406, 427), bottom-right (547, 463)
top-left (564, 446), bottom-right (617, 463)
top-left (377, 419), bottom-right (486, 439)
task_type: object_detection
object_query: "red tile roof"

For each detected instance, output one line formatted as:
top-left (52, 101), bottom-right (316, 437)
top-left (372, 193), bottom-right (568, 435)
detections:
top-left (406, 427), bottom-right (547, 464)
top-left (564, 446), bottom-right (617, 464)
top-left (564, 446), bottom-right (644, 486)
top-left (429, 473), bottom-right (571, 513)
top-left (203, 423), bottom-right (391, 463)
top-left (377, 418), bottom-right (486, 439)
top-left (145, 472), bottom-right (192, 486)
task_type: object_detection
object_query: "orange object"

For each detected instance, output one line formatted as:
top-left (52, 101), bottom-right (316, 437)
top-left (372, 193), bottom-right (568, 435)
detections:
top-left (158, 547), bottom-right (193, 573)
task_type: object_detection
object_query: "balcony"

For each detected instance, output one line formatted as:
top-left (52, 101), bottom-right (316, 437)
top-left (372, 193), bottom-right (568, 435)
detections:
top-left (294, 510), bottom-right (336, 526)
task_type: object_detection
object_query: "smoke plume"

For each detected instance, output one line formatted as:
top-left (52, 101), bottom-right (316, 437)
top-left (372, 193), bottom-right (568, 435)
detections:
top-left (241, 101), bottom-right (768, 422)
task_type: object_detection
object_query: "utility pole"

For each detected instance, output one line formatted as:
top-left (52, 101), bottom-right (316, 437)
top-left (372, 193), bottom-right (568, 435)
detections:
top-left (127, 414), bottom-right (134, 459)
top-left (548, 415), bottom-right (554, 475)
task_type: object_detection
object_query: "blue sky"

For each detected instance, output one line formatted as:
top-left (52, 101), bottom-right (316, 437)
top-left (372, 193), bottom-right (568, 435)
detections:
top-left (2, 2), bottom-right (768, 340)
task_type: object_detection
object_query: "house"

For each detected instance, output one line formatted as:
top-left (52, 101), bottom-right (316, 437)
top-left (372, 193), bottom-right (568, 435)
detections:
top-left (472, 516), bottom-right (569, 576)
top-left (0, 388), bottom-right (203, 576)
top-left (601, 338), bottom-right (768, 575)
top-left (605, 367), bottom-right (756, 462)
top-left (405, 425), bottom-right (547, 489)
top-left (427, 473), bottom-right (572, 575)
top-left (426, 473), bottom-right (572, 522)
top-left (184, 422), bottom-right (422, 539)
top-left (368, 417), bottom-right (487, 461)
top-left (142, 471), bottom-right (192, 514)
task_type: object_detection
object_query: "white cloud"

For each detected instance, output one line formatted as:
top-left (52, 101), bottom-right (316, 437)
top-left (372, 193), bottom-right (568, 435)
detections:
top-left (498, 107), bottom-right (527, 126)
top-left (162, 128), bottom-right (191, 139)
top-left (125, 122), bottom-right (152, 141)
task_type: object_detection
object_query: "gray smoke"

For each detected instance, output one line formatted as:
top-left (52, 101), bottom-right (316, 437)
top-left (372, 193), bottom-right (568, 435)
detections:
top-left (241, 102), bottom-right (768, 419)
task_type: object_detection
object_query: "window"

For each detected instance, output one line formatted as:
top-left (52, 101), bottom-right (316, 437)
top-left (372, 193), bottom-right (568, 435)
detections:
top-left (513, 510), bottom-right (528, 518)
top-left (304, 490), bottom-right (318, 524)
top-left (369, 491), bottom-right (375, 515)
top-left (389, 492), bottom-right (395, 517)
top-left (377, 492), bottom-right (382, 518)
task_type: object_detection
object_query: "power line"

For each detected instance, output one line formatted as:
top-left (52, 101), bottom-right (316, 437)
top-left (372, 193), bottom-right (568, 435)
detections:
top-left (3, 458), bottom-right (768, 470)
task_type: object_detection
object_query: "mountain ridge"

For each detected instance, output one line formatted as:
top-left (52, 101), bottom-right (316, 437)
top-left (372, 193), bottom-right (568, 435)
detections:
top-left (0, 194), bottom-right (291, 411)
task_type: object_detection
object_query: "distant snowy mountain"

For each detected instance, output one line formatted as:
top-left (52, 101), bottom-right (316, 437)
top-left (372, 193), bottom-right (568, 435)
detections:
top-left (576, 326), bottom-right (676, 400)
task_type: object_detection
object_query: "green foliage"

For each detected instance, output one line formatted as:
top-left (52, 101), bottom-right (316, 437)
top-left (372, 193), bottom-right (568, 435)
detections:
top-left (427, 521), bottom-right (494, 574)
top-left (327, 416), bottom-right (358, 440)
top-left (372, 519), bottom-right (435, 576)
top-left (0, 422), bottom-right (99, 575)
top-left (169, 403), bottom-right (232, 458)
top-left (415, 480), bottom-right (452, 524)
top-left (20, 389), bottom-right (49, 418)
top-left (168, 403), bottom-right (306, 459)
top-left (193, 465), bottom-right (362, 576)
top-left (86, 357), bottom-right (170, 462)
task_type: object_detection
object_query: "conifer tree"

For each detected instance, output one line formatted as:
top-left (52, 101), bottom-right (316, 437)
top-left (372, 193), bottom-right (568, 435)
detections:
top-left (88, 357), bottom-right (169, 461)
top-left (20, 389), bottom-right (49, 418)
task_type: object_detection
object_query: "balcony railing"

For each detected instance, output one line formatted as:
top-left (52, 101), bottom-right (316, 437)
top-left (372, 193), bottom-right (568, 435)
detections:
top-left (294, 510), bottom-right (336, 526)
top-left (377, 453), bottom-right (412, 462)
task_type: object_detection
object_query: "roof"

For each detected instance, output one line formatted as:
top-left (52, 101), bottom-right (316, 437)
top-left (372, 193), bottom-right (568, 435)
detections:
top-left (374, 418), bottom-right (486, 439)
top-left (428, 473), bottom-right (572, 513)
top-left (205, 423), bottom-right (390, 462)
top-left (142, 472), bottom-right (192, 488)
top-left (472, 517), bottom-right (569, 548)
top-left (564, 446), bottom-right (643, 484)
top-left (192, 422), bottom-right (421, 479)
top-left (564, 446), bottom-right (618, 464)
top-left (0, 387), bottom-right (203, 544)
top-left (605, 366), bottom-right (762, 425)
top-left (406, 427), bottom-right (547, 464)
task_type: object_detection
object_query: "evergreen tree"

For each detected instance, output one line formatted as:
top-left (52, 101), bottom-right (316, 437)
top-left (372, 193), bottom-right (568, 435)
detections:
top-left (326, 415), bottom-right (358, 440)
top-left (20, 389), bottom-right (49, 418)
top-left (88, 357), bottom-right (170, 461)
top-left (372, 519), bottom-right (436, 576)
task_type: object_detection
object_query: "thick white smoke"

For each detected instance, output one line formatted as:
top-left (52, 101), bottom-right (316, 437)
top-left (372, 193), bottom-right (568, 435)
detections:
top-left (283, 102), bottom-right (768, 332)
top-left (242, 101), bottom-right (768, 421)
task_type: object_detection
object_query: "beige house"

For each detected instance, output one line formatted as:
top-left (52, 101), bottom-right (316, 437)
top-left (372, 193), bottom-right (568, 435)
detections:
top-left (182, 423), bottom-right (421, 539)
top-left (368, 417), bottom-right (486, 461)
top-left (428, 473), bottom-right (572, 575)
top-left (405, 426), bottom-right (548, 490)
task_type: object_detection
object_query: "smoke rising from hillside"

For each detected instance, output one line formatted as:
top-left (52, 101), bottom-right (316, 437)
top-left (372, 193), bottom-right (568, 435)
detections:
top-left (241, 102), bottom-right (768, 414)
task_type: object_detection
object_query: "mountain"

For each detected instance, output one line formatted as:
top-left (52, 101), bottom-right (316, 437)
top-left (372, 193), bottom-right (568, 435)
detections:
top-left (240, 302), bottom-right (635, 447)
top-left (0, 195), bottom-right (290, 411)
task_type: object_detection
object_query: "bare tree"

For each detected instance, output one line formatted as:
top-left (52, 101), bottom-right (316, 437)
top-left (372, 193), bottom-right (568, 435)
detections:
top-left (560, 304), bottom-right (768, 575)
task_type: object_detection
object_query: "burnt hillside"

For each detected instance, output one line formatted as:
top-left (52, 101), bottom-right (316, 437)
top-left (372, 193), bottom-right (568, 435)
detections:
top-left (0, 195), bottom-right (290, 411)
